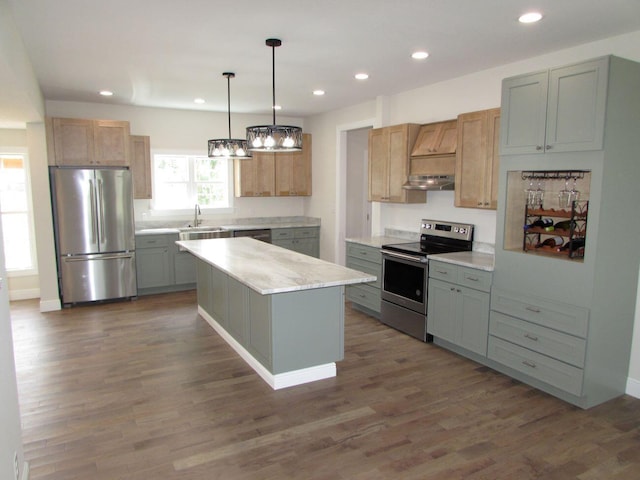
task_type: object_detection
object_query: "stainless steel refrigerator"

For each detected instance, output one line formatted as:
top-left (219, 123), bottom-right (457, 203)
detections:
top-left (50, 167), bottom-right (136, 305)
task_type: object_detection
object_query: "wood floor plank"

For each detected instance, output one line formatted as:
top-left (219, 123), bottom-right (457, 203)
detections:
top-left (10, 291), bottom-right (640, 479)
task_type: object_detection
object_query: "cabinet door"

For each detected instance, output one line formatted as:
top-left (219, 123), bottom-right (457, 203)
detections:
top-left (426, 278), bottom-right (456, 342)
top-left (499, 71), bottom-right (548, 155)
top-left (487, 108), bottom-right (501, 209)
top-left (234, 153), bottom-right (275, 197)
top-left (130, 135), bottom-right (152, 199)
top-left (455, 110), bottom-right (488, 208)
top-left (136, 247), bottom-right (172, 288)
top-left (93, 120), bottom-right (130, 166)
top-left (196, 259), bottom-right (213, 315)
top-left (275, 133), bottom-right (312, 196)
top-left (174, 250), bottom-right (196, 284)
top-left (387, 125), bottom-right (411, 202)
top-left (457, 286), bottom-right (490, 356)
top-left (368, 127), bottom-right (389, 201)
top-left (545, 57), bottom-right (608, 153)
top-left (51, 118), bottom-right (95, 166)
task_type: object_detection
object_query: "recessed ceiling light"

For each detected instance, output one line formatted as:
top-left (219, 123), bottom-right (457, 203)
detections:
top-left (519, 12), bottom-right (543, 23)
top-left (273, 105), bottom-right (282, 110)
top-left (355, 73), bottom-right (369, 80)
top-left (99, 90), bottom-right (113, 96)
top-left (411, 51), bottom-right (429, 60)
top-left (313, 90), bottom-right (325, 96)
top-left (194, 98), bottom-right (205, 104)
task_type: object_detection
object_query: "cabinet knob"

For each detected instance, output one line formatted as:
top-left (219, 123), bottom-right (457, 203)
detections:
top-left (484, 202), bottom-right (490, 206)
top-left (546, 145), bottom-right (552, 150)
top-left (536, 145), bottom-right (543, 151)
top-left (477, 202), bottom-right (482, 206)
top-left (522, 360), bottom-right (537, 369)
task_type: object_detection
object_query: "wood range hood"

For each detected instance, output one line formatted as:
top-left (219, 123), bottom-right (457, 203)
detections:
top-left (404, 119), bottom-right (457, 191)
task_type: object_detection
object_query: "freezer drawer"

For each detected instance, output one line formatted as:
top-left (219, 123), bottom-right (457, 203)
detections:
top-left (60, 253), bottom-right (137, 304)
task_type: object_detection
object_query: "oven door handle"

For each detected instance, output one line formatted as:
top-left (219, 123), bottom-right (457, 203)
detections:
top-left (381, 250), bottom-right (427, 264)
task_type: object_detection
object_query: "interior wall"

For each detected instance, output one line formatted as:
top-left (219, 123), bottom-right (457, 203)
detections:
top-left (304, 29), bottom-right (640, 394)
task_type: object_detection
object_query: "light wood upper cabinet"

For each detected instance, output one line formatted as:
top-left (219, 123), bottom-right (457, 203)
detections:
top-left (410, 120), bottom-right (457, 156)
top-left (46, 117), bottom-right (131, 167)
top-left (130, 135), bottom-right (152, 199)
top-left (275, 134), bottom-right (312, 196)
top-left (455, 108), bottom-right (501, 209)
top-left (235, 134), bottom-right (311, 197)
top-left (234, 152), bottom-right (276, 197)
top-left (368, 123), bottom-right (425, 203)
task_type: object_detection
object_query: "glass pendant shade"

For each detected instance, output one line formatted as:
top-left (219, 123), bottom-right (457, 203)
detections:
top-left (246, 39), bottom-right (303, 152)
top-left (208, 72), bottom-right (251, 159)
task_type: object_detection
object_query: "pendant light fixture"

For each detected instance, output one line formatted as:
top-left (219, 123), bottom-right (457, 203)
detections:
top-left (246, 38), bottom-right (303, 152)
top-left (208, 72), bottom-right (251, 158)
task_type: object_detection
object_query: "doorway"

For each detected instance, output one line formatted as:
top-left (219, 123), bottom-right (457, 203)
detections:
top-left (345, 127), bottom-right (372, 239)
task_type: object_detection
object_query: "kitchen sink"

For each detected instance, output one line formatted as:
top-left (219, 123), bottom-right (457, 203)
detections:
top-left (178, 227), bottom-right (231, 241)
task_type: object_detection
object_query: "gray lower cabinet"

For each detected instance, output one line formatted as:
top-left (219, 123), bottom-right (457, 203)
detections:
top-left (136, 233), bottom-right (196, 294)
top-left (345, 242), bottom-right (382, 317)
top-left (488, 288), bottom-right (588, 399)
top-left (196, 258), bottom-right (344, 375)
top-left (427, 260), bottom-right (492, 357)
top-left (272, 227), bottom-right (320, 258)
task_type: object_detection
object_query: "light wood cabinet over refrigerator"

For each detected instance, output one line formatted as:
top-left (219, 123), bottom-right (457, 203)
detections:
top-left (46, 117), bottom-right (131, 167)
top-left (455, 108), bottom-right (501, 209)
top-left (368, 123), bottom-right (425, 203)
top-left (235, 133), bottom-right (311, 197)
top-left (500, 57), bottom-right (608, 155)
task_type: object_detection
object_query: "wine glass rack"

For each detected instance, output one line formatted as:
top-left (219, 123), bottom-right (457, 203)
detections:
top-left (523, 200), bottom-right (589, 259)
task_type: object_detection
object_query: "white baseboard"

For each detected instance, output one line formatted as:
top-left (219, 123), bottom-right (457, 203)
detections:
top-left (39, 298), bottom-right (61, 312)
top-left (21, 461), bottom-right (29, 480)
top-left (9, 288), bottom-right (40, 301)
top-left (626, 376), bottom-right (640, 399)
top-left (198, 306), bottom-right (336, 390)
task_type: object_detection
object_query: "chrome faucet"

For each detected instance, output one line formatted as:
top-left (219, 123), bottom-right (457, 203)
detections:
top-left (193, 204), bottom-right (201, 227)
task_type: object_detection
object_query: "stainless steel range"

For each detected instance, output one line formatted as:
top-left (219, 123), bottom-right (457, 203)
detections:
top-left (381, 219), bottom-right (474, 341)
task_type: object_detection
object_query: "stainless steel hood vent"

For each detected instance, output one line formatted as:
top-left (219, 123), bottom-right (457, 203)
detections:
top-left (402, 174), bottom-right (455, 191)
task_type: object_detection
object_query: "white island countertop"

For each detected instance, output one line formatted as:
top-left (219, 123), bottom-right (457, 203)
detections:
top-left (177, 237), bottom-right (376, 295)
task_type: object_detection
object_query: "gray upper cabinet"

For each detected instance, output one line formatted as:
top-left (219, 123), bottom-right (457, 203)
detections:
top-left (500, 57), bottom-right (608, 155)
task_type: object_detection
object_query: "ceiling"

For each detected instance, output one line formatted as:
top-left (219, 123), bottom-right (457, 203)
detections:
top-left (5, 0), bottom-right (640, 124)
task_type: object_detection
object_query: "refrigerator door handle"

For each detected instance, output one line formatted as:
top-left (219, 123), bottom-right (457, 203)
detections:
top-left (98, 178), bottom-right (106, 246)
top-left (64, 253), bottom-right (134, 262)
top-left (89, 178), bottom-right (98, 244)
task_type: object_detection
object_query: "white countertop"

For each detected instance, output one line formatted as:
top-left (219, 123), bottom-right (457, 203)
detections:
top-left (428, 251), bottom-right (495, 271)
top-left (177, 237), bottom-right (376, 295)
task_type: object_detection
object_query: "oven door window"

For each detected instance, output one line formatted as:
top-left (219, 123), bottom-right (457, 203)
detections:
top-left (383, 257), bottom-right (425, 303)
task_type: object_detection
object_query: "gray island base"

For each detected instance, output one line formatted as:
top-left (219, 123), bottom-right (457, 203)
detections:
top-left (176, 237), bottom-right (376, 389)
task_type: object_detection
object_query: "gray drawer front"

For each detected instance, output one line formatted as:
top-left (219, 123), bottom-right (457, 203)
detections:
top-left (429, 260), bottom-right (457, 281)
top-left (490, 311), bottom-right (586, 368)
top-left (491, 288), bottom-right (589, 338)
top-left (346, 283), bottom-right (381, 312)
top-left (346, 258), bottom-right (380, 288)
top-left (458, 267), bottom-right (492, 293)
top-left (346, 242), bottom-right (382, 263)
top-left (488, 336), bottom-right (583, 396)
top-left (272, 228), bottom-right (293, 240)
top-left (293, 227), bottom-right (319, 238)
top-left (136, 234), bottom-right (171, 248)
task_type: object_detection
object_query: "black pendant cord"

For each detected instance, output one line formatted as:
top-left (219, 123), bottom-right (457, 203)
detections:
top-left (266, 38), bottom-right (282, 125)
top-left (223, 72), bottom-right (235, 139)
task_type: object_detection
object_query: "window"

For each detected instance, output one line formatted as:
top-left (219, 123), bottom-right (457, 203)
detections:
top-left (152, 154), bottom-right (231, 210)
top-left (0, 154), bottom-right (37, 273)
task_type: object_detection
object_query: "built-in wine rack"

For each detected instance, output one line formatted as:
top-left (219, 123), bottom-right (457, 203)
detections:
top-left (521, 170), bottom-right (589, 260)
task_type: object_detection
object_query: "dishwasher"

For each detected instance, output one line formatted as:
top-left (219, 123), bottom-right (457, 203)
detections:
top-left (231, 228), bottom-right (272, 243)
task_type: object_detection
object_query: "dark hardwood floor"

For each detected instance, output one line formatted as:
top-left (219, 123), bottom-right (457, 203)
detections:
top-left (10, 291), bottom-right (640, 479)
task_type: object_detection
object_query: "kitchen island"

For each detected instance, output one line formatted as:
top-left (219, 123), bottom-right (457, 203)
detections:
top-left (176, 237), bottom-right (376, 389)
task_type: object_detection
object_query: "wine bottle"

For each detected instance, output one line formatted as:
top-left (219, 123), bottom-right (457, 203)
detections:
top-left (553, 220), bottom-right (576, 231)
top-left (524, 218), bottom-right (553, 230)
top-left (535, 236), bottom-right (564, 248)
top-left (557, 238), bottom-right (586, 252)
